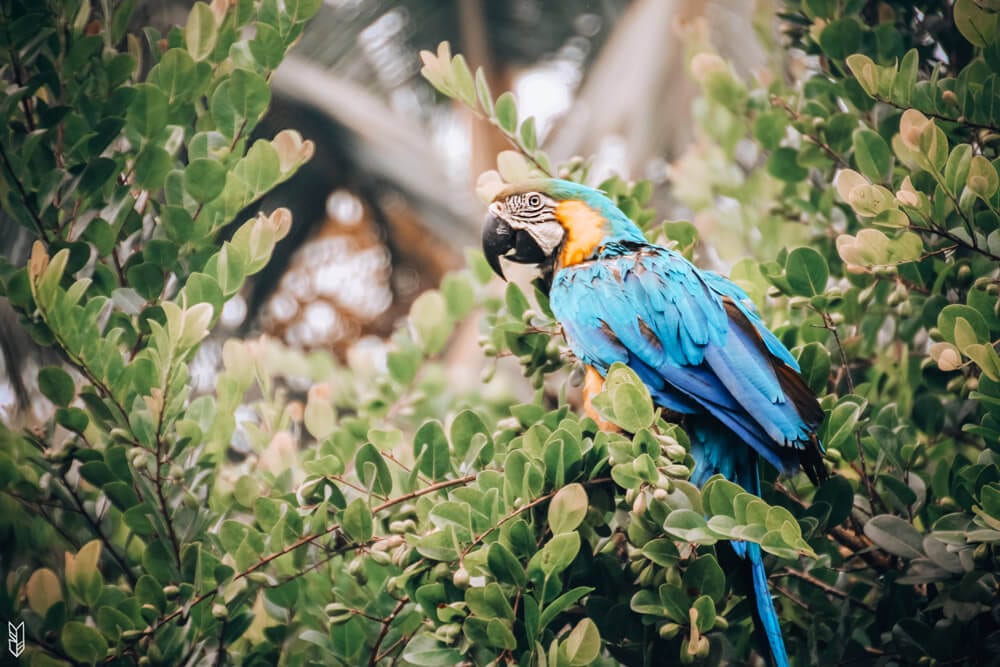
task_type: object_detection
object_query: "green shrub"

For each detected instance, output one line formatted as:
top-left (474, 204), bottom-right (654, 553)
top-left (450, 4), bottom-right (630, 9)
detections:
top-left (2, 1), bottom-right (1000, 666)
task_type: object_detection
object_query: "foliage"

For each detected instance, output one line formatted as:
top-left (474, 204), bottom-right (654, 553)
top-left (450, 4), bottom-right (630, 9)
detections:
top-left (2, 2), bottom-right (1000, 667)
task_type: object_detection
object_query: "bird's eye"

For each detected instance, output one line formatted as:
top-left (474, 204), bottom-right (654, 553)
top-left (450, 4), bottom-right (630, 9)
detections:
top-left (527, 194), bottom-right (542, 208)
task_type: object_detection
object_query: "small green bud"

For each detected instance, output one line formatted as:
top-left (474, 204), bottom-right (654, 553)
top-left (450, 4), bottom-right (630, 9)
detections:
top-left (325, 602), bottom-right (349, 616)
top-left (659, 623), bottom-right (681, 640)
top-left (347, 557), bottom-right (367, 584)
top-left (663, 464), bottom-right (690, 479)
top-left (369, 549), bottom-right (392, 566)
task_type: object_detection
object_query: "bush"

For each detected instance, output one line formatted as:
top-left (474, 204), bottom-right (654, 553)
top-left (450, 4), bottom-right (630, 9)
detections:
top-left (2, 1), bottom-right (1000, 666)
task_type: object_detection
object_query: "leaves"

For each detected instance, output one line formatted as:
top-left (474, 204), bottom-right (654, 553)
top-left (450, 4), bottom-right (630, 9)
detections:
top-left (38, 366), bottom-right (75, 406)
top-left (548, 483), bottom-right (588, 535)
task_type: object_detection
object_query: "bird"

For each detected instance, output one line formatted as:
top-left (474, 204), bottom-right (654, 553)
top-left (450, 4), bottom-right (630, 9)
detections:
top-left (481, 178), bottom-right (826, 667)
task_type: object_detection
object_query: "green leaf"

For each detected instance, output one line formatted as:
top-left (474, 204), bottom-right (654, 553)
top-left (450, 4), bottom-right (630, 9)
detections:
top-left (186, 2), bottom-right (218, 61)
top-left (134, 145), bottom-right (172, 190)
top-left (402, 634), bottom-right (463, 666)
top-left (487, 542), bottom-right (526, 586)
top-left (939, 304), bottom-right (989, 344)
top-left (852, 129), bottom-right (891, 182)
top-left (891, 49), bottom-right (918, 106)
top-left (944, 144), bottom-right (973, 196)
top-left (814, 476), bottom-right (854, 527)
top-left (449, 54), bottom-right (477, 107)
top-left (184, 158), bottom-right (227, 203)
top-left (538, 586), bottom-right (594, 631)
top-left (61, 621), bottom-right (107, 664)
top-left (968, 155), bottom-right (1000, 200)
top-left (413, 420), bottom-right (450, 480)
top-left (819, 18), bottom-right (863, 60)
top-left (39, 366), bottom-right (75, 406)
top-left (953, 0), bottom-right (998, 47)
top-left (111, 0), bottom-right (138, 42)
top-left (520, 116), bottom-right (537, 152)
top-left (150, 48), bottom-right (196, 100)
top-left (228, 68), bottom-right (271, 128)
top-left (796, 342), bottom-right (832, 394)
top-left (410, 290), bottom-right (452, 355)
top-left (785, 246), bottom-right (829, 297)
top-left (355, 443), bottom-right (393, 495)
top-left (683, 555), bottom-right (726, 603)
top-left (864, 514), bottom-right (924, 559)
top-left (495, 92), bottom-right (517, 134)
top-left (664, 510), bottom-right (717, 544)
top-left (127, 84), bottom-right (168, 137)
top-left (691, 595), bottom-right (716, 633)
top-left (126, 263), bottom-right (164, 301)
top-left (821, 400), bottom-right (861, 451)
top-left (342, 498), bottom-right (373, 543)
top-left (548, 483), bottom-right (588, 535)
top-left (250, 22), bottom-right (285, 69)
top-left (79, 158), bottom-right (117, 195)
top-left (564, 618), bottom-right (601, 666)
top-left (767, 147), bottom-right (808, 182)
top-left (752, 110), bottom-right (788, 151)
top-left (532, 532), bottom-right (580, 577)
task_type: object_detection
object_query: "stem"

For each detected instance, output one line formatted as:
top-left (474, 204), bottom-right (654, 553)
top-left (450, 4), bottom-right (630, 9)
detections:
top-left (874, 96), bottom-right (999, 133)
top-left (772, 568), bottom-right (875, 612)
top-left (818, 310), bottom-right (884, 515)
top-left (0, 141), bottom-right (50, 242)
top-left (908, 224), bottom-right (1000, 262)
top-left (369, 598), bottom-right (409, 667)
top-left (58, 472), bottom-right (138, 586)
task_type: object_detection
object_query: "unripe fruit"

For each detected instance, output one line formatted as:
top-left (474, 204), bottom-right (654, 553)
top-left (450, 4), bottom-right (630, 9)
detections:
top-left (347, 557), bottom-right (367, 584)
top-left (211, 603), bottom-right (228, 620)
top-left (453, 566), bottom-right (470, 589)
top-left (632, 492), bottom-right (647, 515)
top-left (369, 549), bottom-right (392, 566)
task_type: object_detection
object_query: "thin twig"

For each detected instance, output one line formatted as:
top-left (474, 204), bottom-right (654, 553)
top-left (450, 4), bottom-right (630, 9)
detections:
top-left (874, 95), bottom-right (999, 133)
top-left (369, 598), bottom-right (409, 667)
top-left (58, 472), bottom-right (138, 586)
top-left (773, 567), bottom-right (875, 613)
top-left (0, 141), bottom-right (50, 242)
top-left (909, 224), bottom-right (1000, 262)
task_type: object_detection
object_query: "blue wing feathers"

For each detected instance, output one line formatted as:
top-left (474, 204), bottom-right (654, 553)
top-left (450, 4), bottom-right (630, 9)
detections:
top-left (551, 245), bottom-right (820, 476)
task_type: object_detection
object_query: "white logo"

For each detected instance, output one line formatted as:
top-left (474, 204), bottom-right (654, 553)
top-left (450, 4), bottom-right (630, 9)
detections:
top-left (8, 620), bottom-right (24, 658)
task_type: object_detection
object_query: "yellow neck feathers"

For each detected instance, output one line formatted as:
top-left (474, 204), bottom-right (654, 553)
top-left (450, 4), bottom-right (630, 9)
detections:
top-left (554, 200), bottom-right (606, 267)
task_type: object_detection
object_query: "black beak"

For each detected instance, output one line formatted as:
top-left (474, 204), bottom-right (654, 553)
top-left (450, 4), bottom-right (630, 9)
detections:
top-left (482, 212), bottom-right (550, 281)
top-left (482, 212), bottom-right (514, 280)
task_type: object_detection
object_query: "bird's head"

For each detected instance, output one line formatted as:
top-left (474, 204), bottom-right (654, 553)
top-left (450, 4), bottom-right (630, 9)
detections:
top-left (482, 178), bottom-right (646, 281)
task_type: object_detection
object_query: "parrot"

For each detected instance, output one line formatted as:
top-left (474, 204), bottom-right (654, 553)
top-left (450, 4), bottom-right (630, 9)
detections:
top-left (481, 178), bottom-right (826, 667)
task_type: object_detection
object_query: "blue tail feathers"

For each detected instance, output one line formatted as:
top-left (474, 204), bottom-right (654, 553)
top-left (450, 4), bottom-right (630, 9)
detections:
top-left (689, 418), bottom-right (790, 667)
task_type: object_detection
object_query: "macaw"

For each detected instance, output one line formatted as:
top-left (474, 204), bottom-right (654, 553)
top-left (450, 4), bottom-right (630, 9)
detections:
top-left (481, 178), bottom-right (826, 667)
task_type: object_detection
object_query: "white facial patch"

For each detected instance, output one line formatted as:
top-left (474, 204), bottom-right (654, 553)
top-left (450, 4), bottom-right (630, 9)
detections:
top-left (526, 221), bottom-right (566, 255)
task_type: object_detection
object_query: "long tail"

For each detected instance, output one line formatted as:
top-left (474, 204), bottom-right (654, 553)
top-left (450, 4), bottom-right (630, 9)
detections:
top-left (730, 540), bottom-right (789, 667)
top-left (689, 418), bottom-right (790, 667)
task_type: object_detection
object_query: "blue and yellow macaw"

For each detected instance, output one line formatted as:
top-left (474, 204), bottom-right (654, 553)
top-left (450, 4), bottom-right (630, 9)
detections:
top-left (482, 179), bottom-right (826, 667)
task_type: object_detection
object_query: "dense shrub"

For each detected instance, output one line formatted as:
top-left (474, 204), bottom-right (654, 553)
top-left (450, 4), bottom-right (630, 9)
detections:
top-left (2, 1), bottom-right (999, 666)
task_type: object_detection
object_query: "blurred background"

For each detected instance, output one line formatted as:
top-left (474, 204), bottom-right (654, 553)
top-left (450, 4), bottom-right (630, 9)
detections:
top-left (1, 0), bottom-right (777, 422)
